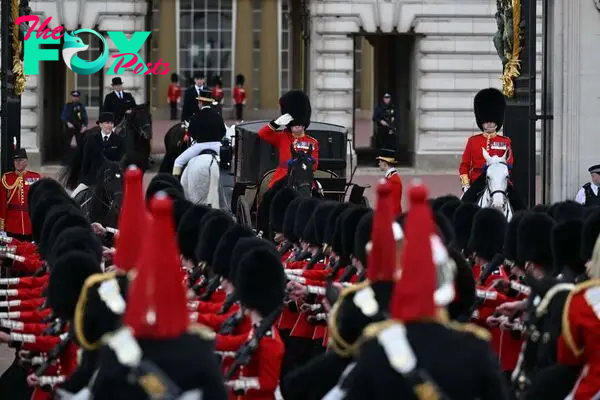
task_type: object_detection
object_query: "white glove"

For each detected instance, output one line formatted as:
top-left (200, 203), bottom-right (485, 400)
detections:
top-left (274, 113), bottom-right (293, 127)
top-left (462, 185), bottom-right (470, 193)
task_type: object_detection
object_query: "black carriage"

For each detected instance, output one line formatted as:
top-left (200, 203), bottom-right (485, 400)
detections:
top-left (230, 120), bottom-right (369, 228)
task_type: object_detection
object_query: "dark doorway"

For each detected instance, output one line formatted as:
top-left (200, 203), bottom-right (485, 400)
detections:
top-left (354, 34), bottom-right (416, 167)
top-left (39, 54), bottom-right (66, 164)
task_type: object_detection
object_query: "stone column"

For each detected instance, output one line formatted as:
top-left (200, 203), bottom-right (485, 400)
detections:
top-left (549, 0), bottom-right (600, 202)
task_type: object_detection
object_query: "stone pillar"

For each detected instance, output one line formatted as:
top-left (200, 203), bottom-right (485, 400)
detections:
top-left (549, 0), bottom-right (600, 202)
top-left (260, 0), bottom-right (279, 109)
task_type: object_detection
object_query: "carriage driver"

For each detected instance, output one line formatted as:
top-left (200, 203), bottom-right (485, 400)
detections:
top-left (459, 88), bottom-right (514, 201)
top-left (258, 90), bottom-right (319, 189)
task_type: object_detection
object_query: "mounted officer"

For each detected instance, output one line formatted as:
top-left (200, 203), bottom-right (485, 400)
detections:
top-left (574, 164), bottom-right (600, 206)
top-left (101, 77), bottom-right (136, 126)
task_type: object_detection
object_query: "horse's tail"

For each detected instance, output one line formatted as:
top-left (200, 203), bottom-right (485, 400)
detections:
top-left (59, 136), bottom-right (85, 190)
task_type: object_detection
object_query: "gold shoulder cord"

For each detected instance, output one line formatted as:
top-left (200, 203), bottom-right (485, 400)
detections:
top-left (73, 272), bottom-right (118, 350)
top-left (2, 174), bottom-right (23, 205)
top-left (561, 279), bottom-right (600, 358)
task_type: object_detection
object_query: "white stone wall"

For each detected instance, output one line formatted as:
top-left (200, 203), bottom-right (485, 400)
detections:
top-left (549, 0), bottom-right (600, 201)
top-left (309, 0), bottom-right (543, 168)
top-left (18, 0), bottom-right (148, 163)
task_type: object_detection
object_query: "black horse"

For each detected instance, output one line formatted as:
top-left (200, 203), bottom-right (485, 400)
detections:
top-left (73, 159), bottom-right (123, 228)
top-left (159, 122), bottom-right (189, 173)
top-left (116, 104), bottom-right (153, 171)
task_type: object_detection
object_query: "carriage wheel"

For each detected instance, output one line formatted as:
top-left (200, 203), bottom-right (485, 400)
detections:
top-left (236, 197), bottom-right (252, 228)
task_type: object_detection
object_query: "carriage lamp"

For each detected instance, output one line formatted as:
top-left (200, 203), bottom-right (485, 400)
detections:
top-left (220, 137), bottom-right (232, 170)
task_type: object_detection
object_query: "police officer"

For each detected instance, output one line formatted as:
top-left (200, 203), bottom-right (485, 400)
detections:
top-left (574, 164), bottom-right (600, 206)
top-left (60, 90), bottom-right (88, 163)
top-left (0, 149), bottom-right (41, 241)
top-left (372, 93), bottom-right (398, 150)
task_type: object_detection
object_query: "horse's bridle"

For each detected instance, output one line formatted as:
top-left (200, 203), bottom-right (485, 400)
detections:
top-left (486, 161), bottom-right (509, 214)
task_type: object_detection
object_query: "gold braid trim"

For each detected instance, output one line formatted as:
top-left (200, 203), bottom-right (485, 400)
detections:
top-left (2, 174), bottom-right (23, 205)
top-left (502, 0), bottom-right (522, 98)
top-left (11, 0), bottom-right (27, 96)
top-left (560, 279), bottom-right (600, 359)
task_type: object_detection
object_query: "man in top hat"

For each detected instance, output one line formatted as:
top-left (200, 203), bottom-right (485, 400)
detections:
top-left (60, 90), bottom-right (89, 160)
top-left (376, 149), bottom-right (403, 216)
top-left (101, 77), bottom-right (137, 126)
top-left (0, 149), bottom-right (41, 241)
top-left (574, 164), bottom-right (600, 206)
top-left (72, 112), bottom-right (124, 198)
top-left (258, 90), bottom-right (320, 189)
top-left (459, 88), bottom-right (513, 194)
top-left (182, 71), bottom-right (207, 122)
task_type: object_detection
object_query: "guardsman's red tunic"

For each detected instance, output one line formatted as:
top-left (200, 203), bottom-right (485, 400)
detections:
top-left (385, 168), bottom-right (403, 216)
top-left (558, 279), bottom-right (600, 399)
top-left (459, 133), bottom-right (513, 188)
top-left (258, 124), bottom-right (319, 189)
top-left (0, 170), bottom-right (41, 236)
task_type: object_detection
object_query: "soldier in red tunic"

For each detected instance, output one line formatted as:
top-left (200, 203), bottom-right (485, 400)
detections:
top-left (258, 90), bottom-right (319, 189)
top-left (0, 149), bottom-right (41, 241)
top-left (376, 149), bottom-right (403, 216)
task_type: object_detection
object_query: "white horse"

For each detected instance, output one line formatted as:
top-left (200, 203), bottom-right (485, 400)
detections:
top-left (180, 147), bottom-right (225, 209)
top-left (478, 148), bottom-right (513, 221)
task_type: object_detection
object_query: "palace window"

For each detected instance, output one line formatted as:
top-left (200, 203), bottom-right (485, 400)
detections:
top-left (151, 0), bottom-right (160, 108)
top-left (280, 0), bottom-right (291, 95)
top-left (179, 0), bottom-right (234, 104)
top-left (74, 32), bottom-right (102, 109)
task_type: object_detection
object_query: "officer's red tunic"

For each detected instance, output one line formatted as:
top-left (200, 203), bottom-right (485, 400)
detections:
top-left (0, 170), bottom-right (41, 236)
top-left (385, 169), bottom-right (403, 216)
top-left (258, 124), bottom-right (319, 189)
top-left (459, 133), bottom-right (513, 186)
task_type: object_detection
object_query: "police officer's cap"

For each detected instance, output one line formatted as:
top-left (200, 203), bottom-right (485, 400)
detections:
top-left (71, 90), bottom-right (81, 97)
top-left (383, 93), bottom-right (391, 98)
top-left (12, 148), bottom-right (27, 160)
top-left (588, 164), bottom-right (600, 174)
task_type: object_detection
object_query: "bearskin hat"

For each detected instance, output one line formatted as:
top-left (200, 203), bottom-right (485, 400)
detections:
top-left (504, 211), bottom-right (528, 265)
top-left (517, 213), bottom-right (556, 270)
top-left (331, 207), bottom-right (356, 258)
top-left (354, 211), bottom-right (374, 266)
top-left (468, 208), bottom-right (507, 260)
top-left (581, 210), bottom-right (600, 261)
top-left (257, 179), bottom-right (286, 237)
top-left (447, 247), bottom-right (476, 321)
top-left (269, 187), bottom-right (298, 234)
top-left (212, 75), bottom-right (222, 87)
top-left (452, 203), bottom-right (480, 251)
top-left (194, 211), bottom-right (234, 265)
top-left (532, 204), bottom-right (550, 214)
top-left (230, 237), bottom-right (275, 283)
top-left (323, 204), bottom-right (351, 247)
top-left (552, 220), bottom-right (586, 276)
top-left (279, 90), bottom-right (311, 128)
top-left (341, 207), bottom-right (371, 260)
top-left (435, 212), bottom-right (455, 246)
top-left (171, 73), bottom-right (178, 83)
top-left (551, 200), bottom-right (584, 223)
top-left (293, 198), bottom-right (320, 242)
top-left (283, 197), bottom-right (303, 242)
top-left (47, 250), bottom-right (102, 320)
top-left (30, 195), bottom-right (78, 242)
top-left (74, 273), bottom-right (129, 350)
top-left (236, 246), bottom-right (285, 316)
top-left (49, 228), bottom-right (103, 267)
top-left (28, 178), bottom-right (69, 214)
top-left (176, 205), bottom-right (211, 261)
top-left (430, 195), bottom-right (460, 212)
top-left (172, 198), bottom-right (194, 228)
top-left (39, 209), bottom-right (89, 260)
top-left (474, 88), bottom-right (506, 132)
top-left (236, 74), bottom-right (245, 86)
top-left (438, 198), bottom-right (462, 223)
top-left (189, 108), bottom-right (226, 143)
top-left (302, 202), bottom-right (337, 246)
top-left (146, 173), bottom-right (183, 194)
top-left (212, 225), bottom-right (255, 279)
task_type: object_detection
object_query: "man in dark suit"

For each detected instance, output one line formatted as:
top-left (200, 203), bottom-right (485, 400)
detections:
top-left (101, 77), bottom-right (136, 126)
top-left (71, 112), bottom-right (125, 198)
top-left (181, 71), bottom-right (207, 122)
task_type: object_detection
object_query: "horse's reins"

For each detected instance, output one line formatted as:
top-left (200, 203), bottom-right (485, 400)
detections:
top-left (484, 161), bottom-right (509, 216)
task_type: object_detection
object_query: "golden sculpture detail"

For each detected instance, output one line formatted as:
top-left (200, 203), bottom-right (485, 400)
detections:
top-left (11, 0), bottom-right (27, 96)
top-left (494, 0), bottom-right (522, 98)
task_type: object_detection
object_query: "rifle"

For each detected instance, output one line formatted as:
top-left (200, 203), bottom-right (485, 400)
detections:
top-left (35, 332), bottom-right (71, 391)
top-left (199, 276), bottom-right (221, 300)
top-left (224, 305), bottom-right (283, 380)
top-left (217, 292), bottom-right (238, 315)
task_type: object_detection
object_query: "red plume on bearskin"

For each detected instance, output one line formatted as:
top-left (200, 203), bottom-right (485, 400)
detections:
top-left (366, 180), bottom-right (398, 282)
top-left (113, 166), bottom-right (145, 272)
top-left (474, 88), bottom-right (506, 132)
top-left (279, 90), bottom-right (312, 128)
top-left (123, 193), bottom-right (189, 339)
top-left (390, 181), bottom-right (437, 322)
